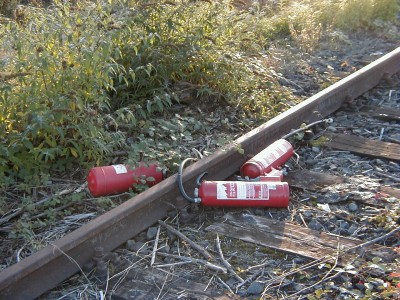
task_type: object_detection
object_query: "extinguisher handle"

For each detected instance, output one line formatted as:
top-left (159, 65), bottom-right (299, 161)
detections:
top-left (236, 175), bottom-right (258, 182)
top-left (177, 158), bottom-right (201, 204)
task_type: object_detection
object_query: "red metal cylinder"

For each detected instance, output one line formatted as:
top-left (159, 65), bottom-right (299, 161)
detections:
top-left (87, 164), bottom-right (164, 197)
top-left (259, 169), bottom-right (284, 181)
top-left (197, 181), bottom-right (289, 207)
top-left (240, 139), bottom-right (294, 179)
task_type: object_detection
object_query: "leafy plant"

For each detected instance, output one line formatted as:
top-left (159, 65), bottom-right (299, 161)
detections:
top-left (2, 0), bottom-right (398, 187)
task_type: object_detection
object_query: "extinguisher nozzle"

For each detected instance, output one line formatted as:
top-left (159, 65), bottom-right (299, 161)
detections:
top-left (177, 158), bottom-right (201, 204)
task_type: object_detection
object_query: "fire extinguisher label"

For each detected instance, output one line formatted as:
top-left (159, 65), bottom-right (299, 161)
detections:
top-left (259, 150), bottom-right (282, 168)
top-left (216, 182), bottom-right (270, 200)
top-left (113, 164), bottom-right (128, 174)
top-left (278, 143), bottom-right (289, 153)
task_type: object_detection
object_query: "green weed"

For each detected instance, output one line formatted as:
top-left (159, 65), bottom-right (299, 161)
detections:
top-left (0, 0), bottom-right (398, 188)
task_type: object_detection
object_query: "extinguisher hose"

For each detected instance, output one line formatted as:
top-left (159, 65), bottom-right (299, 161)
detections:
top-left (281, 118), bottom-right (333, 139)
top-left (196, 172), bottom-right (208, 186)
top-left (177, 158), bottom-right (201, 204)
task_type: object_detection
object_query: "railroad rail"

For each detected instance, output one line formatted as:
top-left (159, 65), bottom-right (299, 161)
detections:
top-left (1, 47), bottom-right (400, 299)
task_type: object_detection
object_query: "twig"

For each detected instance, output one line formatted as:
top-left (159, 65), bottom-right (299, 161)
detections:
top-left (215, 275), bottom-right (234, 294)
top-left (347, 226), bottom-right (400, 251)
top-left (245, 259), bottom-right (270, 272)
top-left (204, 274), bottom-right (215, 292)
top-left (0, 184), bottom-right (85, 225)
top-left (299, 213), bottom-right (308, 228)
top-left (16, 245), bottom-right (25, 263)
top-left (49, 243), bottom-right (92, 285)
top-left (157, 252), bottom-right (227, 273)
top-left (109, 251), bottom-right (156, 295)
top-left (156, 272), bottom-right (169, 300)
top-left (151, 226), bottom-right (161, 266)
top-left (375, 171), bottom-right (400, 183)
top-left (153, 261), bottom-right (191, 268)
top-left (236, 268), bottom-right (264, 290)
top-left (158, 220), bottom-right (214, 261)
top-left (216, 234), bottom-right (244, 282)
top-left (261, 227), bottom-right (400, 296)
top-left (261, 257), bottom-right (325, 289)
top-left (30, 203), bottom-right (74, 220)
top-left (285, 243), bottom-right (341, 299)
top-left (0, 209), bottom-right (23, 226)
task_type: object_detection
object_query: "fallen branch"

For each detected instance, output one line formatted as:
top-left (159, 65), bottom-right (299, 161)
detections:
top-left (158, 220), bottom-right (214, 261)
top-left (0, 184), bottom-right (86, 226)
top-left (215, 275), bottom-right (234, 294)
top-left (216, 234), bottom-right (244, 282)
top-left (151, 226), bottom-right (161, 266)
top-left (283, 242), bottom-right (341, 299)
top-left (156, 252), bottom-right (227, 273)
top-left (236, 268), bottom-right (264, 291)
top-left (348, 226), bottom-right (400, 251)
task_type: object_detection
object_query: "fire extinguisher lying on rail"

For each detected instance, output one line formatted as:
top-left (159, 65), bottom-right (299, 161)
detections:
top-left (87, 163), bottom-right (166, 197)
top-left (240, 139), bottom-right (294, 179)
top-left (177, 139), bottom-right (294, 207)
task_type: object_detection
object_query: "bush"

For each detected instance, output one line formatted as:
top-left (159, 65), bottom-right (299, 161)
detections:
top-left (1, 0), bottom-right (399, 186)
top-left (0, 2), bottom-right (127, 183)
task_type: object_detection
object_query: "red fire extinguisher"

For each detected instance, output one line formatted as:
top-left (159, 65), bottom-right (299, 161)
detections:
top-left (240, 139), bottom-right (294, 179)
top-left (87, 163), bottom-right (165, 197)
top-left (177, 159), bottom-right (289, 207)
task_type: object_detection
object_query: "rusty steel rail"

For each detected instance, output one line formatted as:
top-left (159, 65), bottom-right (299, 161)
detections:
top-left (1, 47), bottom-right (400, 300)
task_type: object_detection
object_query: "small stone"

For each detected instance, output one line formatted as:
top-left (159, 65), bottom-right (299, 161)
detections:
top-left (302, 210), bottom-right (313, 219)
top-left (293, 283), bottom-right (306, 292)
top-left (163, 257), bottom-right (174, 264)
top-left (334, 228), bottom-right (349, 236)
top-left (341, 168), bottom-right (352, 175)
top-left (226, 277), bottom-right (237, 288)
top-left (293, 257), bottom-right (306, 264)
top-left (167, 210), bottom-right (178, 218)
top-left (312, 146), bottom-right (321, 153)
top-left (137, 231), bottom-right (147, 242)
top-left (129, 241), bottom-right (147, 253)
top-left (308, 220), bottom-right (324, 231)
top-left (198, 241), bottom-right (210, 248)
top-left (254, 208), bottom-right (264, 216)
top-left (128, 290), bottom-right (142, 298)
top-left (374, 159), bottom-right (386, 166)
top-left (147, 226), bottom-right (159, 240)
top-left (247, 281), bottom-right (264, 295)
top-left (348, 224), bottom-right (358, 235)
top-left (305, 159), bottom-right (317, 166)
top-left (181, 271), bottom-right (197, 281)
top-left (126, 239), bottom-right (135, 251)
top-left (159, 244), bottom-right (170, 254)
top-left (339, 275), bottom-right (351, 283)
top-left (329, 164), bottom-right (337, 170)
top-left (338, 220), bottom-right (350, 229)
top-left (327, 126), bottom-right (337, 132)
top-left (303, 210), bottom-right (314, 217)
top-left (348, 202), bottom-right (358, 212)
top-left (354, 283), bottom-right (365, 291)
top-left (167, 231), bottom-right (177, 242)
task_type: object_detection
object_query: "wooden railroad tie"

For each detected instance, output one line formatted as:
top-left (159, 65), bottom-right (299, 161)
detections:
top-left (206, 213), bottom-right (398, 267)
